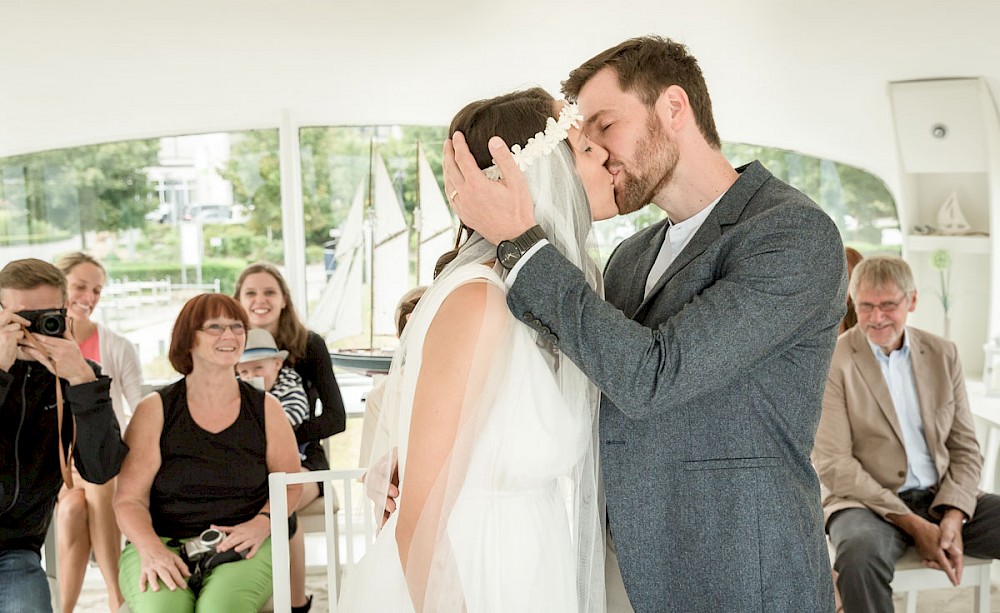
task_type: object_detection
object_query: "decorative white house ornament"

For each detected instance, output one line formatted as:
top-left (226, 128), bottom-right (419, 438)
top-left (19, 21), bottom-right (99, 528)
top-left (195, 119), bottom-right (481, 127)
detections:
top-left (937, 191), bottom-right (972, 234)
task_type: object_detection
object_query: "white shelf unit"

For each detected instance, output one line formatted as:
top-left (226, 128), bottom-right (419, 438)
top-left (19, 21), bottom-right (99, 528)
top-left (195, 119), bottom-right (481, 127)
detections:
top-left (890, 78), bottom-right (1000, 374)
top-left (904, 234), bottom-right (991, 255)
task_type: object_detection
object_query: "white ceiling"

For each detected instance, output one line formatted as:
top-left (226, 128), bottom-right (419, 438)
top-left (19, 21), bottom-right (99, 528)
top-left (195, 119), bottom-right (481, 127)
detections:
top-left (2, 0), bottom-right (999, 199)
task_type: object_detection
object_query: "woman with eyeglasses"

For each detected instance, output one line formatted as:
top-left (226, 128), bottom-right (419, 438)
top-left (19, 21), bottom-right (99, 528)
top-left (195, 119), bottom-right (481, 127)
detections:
top-left (113, 294), bottom-right (302, 612)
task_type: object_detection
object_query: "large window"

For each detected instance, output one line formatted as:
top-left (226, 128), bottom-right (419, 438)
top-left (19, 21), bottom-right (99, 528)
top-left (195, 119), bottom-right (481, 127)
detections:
top-left (0, 131), bottom-right (280, 381)
top-left (0, 133), bottom-right (899, 383)
top-left (724, 143), bottom-right (900, 254)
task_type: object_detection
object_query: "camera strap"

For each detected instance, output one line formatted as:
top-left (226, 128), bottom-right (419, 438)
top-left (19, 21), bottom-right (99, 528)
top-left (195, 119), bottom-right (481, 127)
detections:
top-left (21, 330), bottom-right (76, 489)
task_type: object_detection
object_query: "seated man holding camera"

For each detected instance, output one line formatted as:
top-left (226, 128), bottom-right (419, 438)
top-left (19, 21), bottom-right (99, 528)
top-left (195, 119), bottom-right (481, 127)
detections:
top-left (0, 258), bottom-right (128, 613)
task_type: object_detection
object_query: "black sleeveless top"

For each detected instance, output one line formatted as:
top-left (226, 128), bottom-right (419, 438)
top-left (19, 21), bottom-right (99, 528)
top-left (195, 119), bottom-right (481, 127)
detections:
top-left (150, 378), bottom-right (269, 538)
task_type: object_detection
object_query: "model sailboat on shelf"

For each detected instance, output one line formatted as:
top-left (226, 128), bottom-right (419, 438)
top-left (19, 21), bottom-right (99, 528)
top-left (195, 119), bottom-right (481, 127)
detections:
top-left (937, 191), bottom-right (972, 234)
top-left (309, 141), bottom-right (456, 373)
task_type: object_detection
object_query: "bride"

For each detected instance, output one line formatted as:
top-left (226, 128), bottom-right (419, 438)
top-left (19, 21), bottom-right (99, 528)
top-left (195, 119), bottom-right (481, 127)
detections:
top-left (339, 87), bottom-right (617, 613)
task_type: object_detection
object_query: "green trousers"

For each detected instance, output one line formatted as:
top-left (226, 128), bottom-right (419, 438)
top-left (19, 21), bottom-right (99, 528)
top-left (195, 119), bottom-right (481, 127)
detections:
top-left (119, 536), bottom-right (273, 613)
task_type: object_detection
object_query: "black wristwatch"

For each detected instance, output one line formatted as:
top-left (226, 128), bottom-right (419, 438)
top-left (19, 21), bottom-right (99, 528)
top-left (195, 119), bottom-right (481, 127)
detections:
top-left (497, 225), bottom-right (547, 270)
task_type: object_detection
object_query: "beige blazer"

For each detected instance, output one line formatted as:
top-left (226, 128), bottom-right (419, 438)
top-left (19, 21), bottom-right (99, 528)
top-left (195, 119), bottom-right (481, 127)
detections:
top-left (813, 325), bottom-right (982, 524)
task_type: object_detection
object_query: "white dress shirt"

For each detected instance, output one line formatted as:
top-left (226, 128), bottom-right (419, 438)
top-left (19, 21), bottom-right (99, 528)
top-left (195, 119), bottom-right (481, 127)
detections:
top-left (868, 329), bottom-right (940, 492)
top-left (644, 198), bottom-right (720, 298)
top-left (508, 192), bottom-right (724, 291)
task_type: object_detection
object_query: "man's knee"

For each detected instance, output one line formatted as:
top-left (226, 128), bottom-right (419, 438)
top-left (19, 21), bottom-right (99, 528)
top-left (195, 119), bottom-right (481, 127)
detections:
top-left (835, 536), bottom-right (895, 576)
top-left (830, 510), bottom-right (901, 580)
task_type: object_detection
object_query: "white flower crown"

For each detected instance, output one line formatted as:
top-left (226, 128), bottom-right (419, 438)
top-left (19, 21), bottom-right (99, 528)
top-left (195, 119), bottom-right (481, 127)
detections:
top-left (483, 102), bottom-right (582, 180)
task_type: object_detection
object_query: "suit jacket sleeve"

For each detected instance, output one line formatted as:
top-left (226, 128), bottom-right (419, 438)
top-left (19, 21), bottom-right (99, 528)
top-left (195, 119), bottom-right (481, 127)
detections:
top-left (931, 341), bottom-right (982, 519)
top-left (507, 202), bottom-right (844, 420)
top-left (813, 353), bottom-right (911, 519)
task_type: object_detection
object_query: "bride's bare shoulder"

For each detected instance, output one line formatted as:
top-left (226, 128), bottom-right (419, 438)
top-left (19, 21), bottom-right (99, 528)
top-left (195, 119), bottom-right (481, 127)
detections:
top-left (427, 277), bottom-right (509, 340)
top-left (441, 278), bottom-right (506, 317)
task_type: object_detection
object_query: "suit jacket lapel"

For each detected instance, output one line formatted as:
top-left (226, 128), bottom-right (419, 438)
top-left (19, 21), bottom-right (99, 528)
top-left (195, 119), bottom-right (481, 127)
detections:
top-left (634, 161), bottom-right (769, 316)
top-left (636, 216), bottom-right (722, 316)
top-left (849, 327), bottom-right (906, 447)
top-left (620, 220), bottom-right (669, 318)
top-left (909, 332), bottom-right (940, 453)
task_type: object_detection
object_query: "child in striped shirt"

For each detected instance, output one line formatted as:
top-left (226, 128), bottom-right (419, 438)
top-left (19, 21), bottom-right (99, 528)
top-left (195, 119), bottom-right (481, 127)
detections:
top-left (237, 328), bottom-right (310, 455)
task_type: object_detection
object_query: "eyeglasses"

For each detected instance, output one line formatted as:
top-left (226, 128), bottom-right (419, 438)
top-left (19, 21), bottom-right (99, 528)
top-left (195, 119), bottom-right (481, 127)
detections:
top-left (856, 295), bottom-right (909, 314)
top-left (199, 322), bottom-right (246, 336)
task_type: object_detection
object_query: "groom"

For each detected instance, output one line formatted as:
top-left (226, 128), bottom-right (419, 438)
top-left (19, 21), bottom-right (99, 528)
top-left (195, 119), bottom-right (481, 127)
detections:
top-left (445, 36), bottom-right (845, 612)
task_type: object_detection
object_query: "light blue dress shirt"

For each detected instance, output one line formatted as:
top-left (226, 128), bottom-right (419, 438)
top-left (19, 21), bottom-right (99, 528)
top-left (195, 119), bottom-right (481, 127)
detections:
top-left (869, 329), bottom-right (939, 492)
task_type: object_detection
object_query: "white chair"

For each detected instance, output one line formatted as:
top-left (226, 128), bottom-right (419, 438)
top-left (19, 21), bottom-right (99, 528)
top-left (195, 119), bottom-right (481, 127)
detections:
top-left (890, 547), bottom-right (991, 613)
top-left (269, 468), bottom-right (376, 613)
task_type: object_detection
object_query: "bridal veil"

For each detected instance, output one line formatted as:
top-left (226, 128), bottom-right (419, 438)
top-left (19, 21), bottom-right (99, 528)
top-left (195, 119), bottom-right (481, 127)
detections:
top-left (360, 141), bottom-right (604, 612)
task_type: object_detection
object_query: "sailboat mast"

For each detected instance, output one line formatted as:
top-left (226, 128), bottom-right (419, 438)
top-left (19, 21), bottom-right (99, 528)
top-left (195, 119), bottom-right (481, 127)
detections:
top-left (414, 141), bottom-right (421, 284)
top-left (367, 138), bottom-right (375, 350)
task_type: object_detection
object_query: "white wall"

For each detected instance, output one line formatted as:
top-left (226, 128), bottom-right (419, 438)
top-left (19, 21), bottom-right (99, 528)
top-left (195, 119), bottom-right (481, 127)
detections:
top-left (4, 0), bottom-right (1000, 200)
top-left (5, 0), bottom-right (1000, 364)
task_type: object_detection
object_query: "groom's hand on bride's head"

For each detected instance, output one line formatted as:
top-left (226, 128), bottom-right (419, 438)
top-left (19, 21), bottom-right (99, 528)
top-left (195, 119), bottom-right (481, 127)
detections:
top-left (443, 132), bottom-right (536, 245)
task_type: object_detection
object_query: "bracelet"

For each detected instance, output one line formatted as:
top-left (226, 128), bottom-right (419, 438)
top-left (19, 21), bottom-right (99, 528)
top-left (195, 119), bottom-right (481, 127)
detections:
top-left (257, 512), bottom-right (271, 519)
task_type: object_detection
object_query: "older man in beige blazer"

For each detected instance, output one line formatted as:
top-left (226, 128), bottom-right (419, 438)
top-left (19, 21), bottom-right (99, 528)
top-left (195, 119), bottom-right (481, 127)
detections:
top-left (814, 255), bottom-right (1000, 613)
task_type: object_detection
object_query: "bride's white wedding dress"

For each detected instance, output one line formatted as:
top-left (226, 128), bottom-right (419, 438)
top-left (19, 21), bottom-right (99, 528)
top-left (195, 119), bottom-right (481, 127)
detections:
top-left (340, 265), bottom-right (595, 612)
top-left (339, 143), bottom-right (603, 613)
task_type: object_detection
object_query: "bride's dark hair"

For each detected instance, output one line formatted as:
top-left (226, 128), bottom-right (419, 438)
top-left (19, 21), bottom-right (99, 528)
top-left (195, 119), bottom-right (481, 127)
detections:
top-left (436, 87), bottom-right (556, 277)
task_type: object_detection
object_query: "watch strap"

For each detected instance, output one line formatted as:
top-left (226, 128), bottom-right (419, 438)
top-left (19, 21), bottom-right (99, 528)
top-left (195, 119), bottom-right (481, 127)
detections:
top-left (498, 225), bottom-right (547, 269)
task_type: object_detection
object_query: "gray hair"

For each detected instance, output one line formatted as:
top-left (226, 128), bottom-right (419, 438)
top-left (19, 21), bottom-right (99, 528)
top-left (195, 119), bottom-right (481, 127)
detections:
top-left (849, 255), bottom-right (915, 302)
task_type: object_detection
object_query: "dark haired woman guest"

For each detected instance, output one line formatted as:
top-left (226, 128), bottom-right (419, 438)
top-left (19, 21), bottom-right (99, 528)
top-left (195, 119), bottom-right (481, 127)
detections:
top-left (235, 263), bottom-right (346, 613)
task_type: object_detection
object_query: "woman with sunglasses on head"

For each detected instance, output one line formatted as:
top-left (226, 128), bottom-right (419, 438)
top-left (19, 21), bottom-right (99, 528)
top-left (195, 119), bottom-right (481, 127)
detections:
top-left (114, 294), bottom-right (301, 613)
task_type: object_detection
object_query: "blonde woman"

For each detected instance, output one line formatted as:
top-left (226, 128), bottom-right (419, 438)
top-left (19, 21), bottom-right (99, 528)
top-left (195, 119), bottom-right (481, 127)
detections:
top-left (54, 252), bottom-right (142, 613)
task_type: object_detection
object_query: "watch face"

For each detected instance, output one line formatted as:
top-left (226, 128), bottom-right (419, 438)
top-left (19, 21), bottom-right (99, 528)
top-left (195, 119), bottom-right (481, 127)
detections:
top-left (497, 241), bottom-right (521, 269)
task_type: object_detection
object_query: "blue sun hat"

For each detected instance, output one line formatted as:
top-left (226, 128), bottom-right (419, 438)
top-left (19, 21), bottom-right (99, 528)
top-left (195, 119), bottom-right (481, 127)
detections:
top-left (238, 328), bottom-right (289, 364)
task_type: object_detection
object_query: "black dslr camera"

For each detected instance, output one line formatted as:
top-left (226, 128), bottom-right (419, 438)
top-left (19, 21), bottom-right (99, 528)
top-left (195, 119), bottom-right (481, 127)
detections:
top-left (18, 309), bottom-right (67, 337)
top-left (179, 528), bottom-right (244, 594)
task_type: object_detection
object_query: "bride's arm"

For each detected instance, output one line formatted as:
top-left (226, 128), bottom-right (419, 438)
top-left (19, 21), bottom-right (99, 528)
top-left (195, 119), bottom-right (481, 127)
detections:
top-left (396, 279), bottom-right (508, 611)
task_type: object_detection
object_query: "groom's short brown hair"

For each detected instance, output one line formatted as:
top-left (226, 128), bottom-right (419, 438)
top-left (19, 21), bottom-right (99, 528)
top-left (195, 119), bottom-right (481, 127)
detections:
top-left (562, 35), bottom-right (721, 149)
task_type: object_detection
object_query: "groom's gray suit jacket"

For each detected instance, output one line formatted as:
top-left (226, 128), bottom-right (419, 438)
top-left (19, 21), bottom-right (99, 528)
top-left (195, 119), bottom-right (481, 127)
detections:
top-left (508, 161), bottom-right (845, 612)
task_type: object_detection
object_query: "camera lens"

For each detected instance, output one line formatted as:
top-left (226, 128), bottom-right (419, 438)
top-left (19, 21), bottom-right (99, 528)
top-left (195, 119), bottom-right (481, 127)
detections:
top-left (200, 528), bottom-right (223, 546)
top-left (40, 314), bottom-right (64, 335)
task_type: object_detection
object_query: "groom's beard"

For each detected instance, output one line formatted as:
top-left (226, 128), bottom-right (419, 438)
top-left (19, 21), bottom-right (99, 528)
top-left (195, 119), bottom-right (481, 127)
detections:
top-left (612, 113), bottom-right (678, 215)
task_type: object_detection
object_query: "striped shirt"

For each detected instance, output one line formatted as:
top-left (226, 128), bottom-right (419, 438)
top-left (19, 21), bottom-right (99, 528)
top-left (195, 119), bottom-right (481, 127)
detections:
top-left (271, 366), bottom-right (310, 427)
